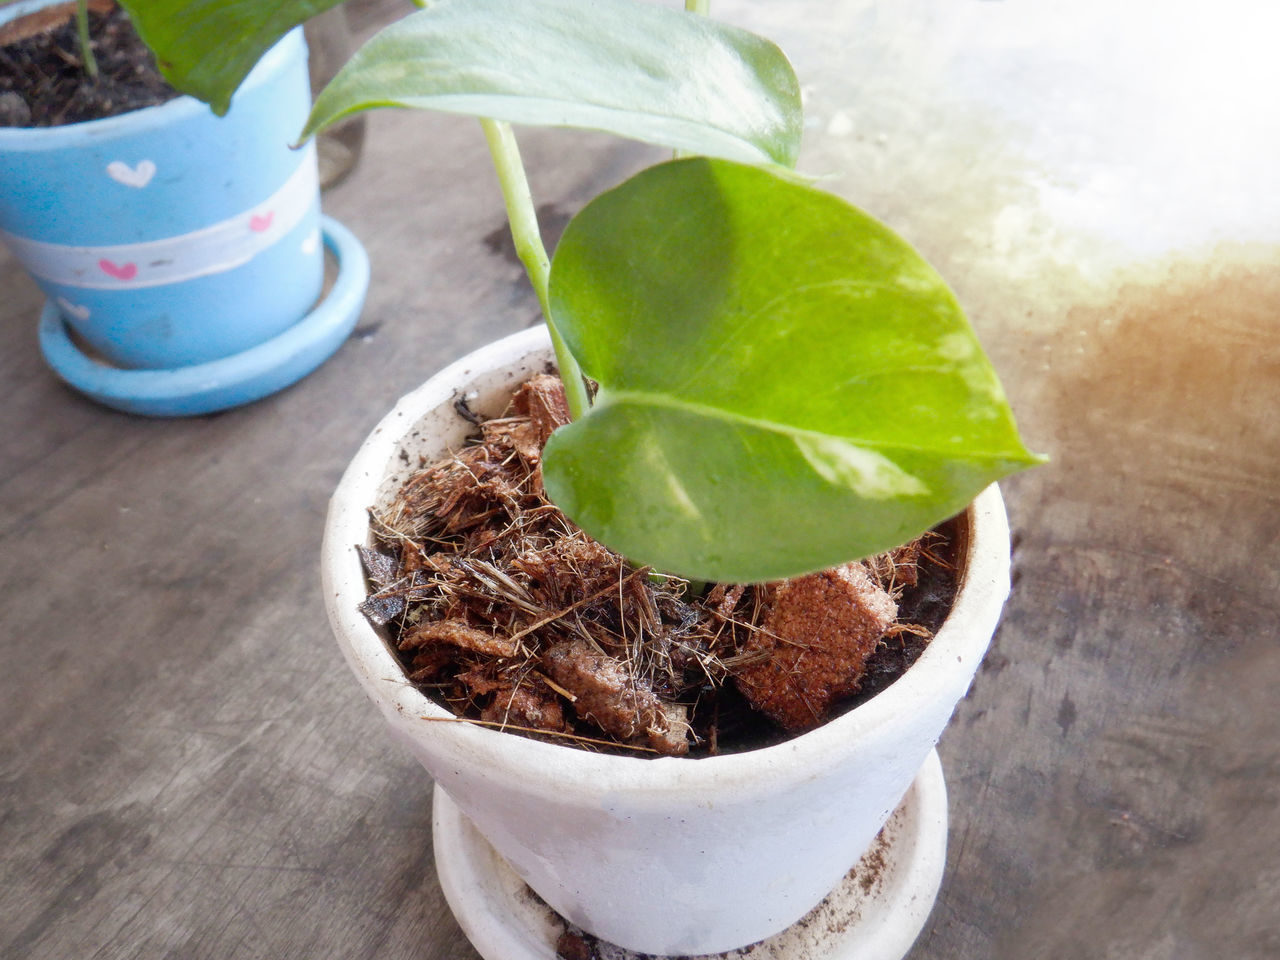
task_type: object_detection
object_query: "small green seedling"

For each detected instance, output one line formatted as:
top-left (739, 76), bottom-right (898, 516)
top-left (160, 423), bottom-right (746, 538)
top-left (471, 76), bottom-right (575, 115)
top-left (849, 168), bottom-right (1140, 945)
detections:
top-left (75, 0), bottom-right (99, 78)
top-left (0, 0), bottom-right (101, 76)
top-left (122, 0), bottom-right (1043, 583)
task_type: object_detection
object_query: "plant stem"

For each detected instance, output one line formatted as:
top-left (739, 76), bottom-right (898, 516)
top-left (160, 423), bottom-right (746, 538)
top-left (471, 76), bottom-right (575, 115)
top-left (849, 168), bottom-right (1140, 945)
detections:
top-left (479, 118), bottom-right (589, 420)
top-left (76, 0), bottom-right (99, 79)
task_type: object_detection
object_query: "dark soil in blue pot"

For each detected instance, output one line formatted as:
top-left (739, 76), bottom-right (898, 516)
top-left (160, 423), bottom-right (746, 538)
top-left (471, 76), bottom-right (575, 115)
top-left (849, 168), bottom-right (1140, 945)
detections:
top-left (0, 0), bottom-right (177, 127)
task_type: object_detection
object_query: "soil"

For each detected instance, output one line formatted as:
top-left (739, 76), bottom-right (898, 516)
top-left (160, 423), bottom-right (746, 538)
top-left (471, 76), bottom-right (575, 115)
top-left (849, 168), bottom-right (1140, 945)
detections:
top-left (0, 1), bottom-right (179, 128)
top-left (360, 375), bottom-right (960, 758)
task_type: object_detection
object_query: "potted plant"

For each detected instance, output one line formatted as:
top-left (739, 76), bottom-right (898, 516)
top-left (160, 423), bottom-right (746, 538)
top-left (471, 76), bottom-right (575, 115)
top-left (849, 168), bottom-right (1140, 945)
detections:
top-left (0, 0), bottom-right (369, 416)
top-left (124, 0), bottom-right (1042, 953)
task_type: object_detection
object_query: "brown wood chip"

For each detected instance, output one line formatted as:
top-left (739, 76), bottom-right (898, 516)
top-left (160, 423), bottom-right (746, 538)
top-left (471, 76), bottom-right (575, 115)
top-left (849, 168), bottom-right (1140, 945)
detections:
top-left (480, 682), bottom-right (570, 733)
top-left (544, 640), bottom-right (690, 756)
top-left (399, 619), bottom-right (519, 659)
top-left (512, 374), bottom-right (571, 445)
top-left (0, 1), bottom-right (114, 47)
top-left (732, 562), bottom-right (897, 733)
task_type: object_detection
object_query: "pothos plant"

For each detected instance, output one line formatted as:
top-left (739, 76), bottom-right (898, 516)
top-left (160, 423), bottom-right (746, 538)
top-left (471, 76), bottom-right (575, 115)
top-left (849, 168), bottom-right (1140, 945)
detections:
top-left (121, 0), bottom-right (1041, 584)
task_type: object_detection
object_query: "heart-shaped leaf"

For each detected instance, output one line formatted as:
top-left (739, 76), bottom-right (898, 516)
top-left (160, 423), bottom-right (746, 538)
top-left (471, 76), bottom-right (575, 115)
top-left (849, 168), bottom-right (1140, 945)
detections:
top-left (544, 157), bottom-right (1043, 583)
top-left (301, 0), bottom-right (802, 167)
top-left (120, 0), bottom-right (345, 116)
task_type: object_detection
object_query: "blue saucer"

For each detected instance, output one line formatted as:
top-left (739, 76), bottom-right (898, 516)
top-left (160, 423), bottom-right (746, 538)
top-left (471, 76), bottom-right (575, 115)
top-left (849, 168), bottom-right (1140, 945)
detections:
top-left (38, 215), bottom-right (369, 417)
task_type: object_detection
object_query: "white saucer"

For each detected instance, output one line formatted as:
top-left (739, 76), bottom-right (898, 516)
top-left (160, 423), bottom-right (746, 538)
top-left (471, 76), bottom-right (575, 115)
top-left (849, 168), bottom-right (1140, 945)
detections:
top-left (433, 748), bottom-right (948, 960)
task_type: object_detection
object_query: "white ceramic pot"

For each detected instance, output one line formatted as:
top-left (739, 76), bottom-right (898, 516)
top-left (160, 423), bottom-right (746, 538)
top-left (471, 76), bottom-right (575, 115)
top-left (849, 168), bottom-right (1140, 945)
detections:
top-left (322, 325), bottom-right (1011, 956)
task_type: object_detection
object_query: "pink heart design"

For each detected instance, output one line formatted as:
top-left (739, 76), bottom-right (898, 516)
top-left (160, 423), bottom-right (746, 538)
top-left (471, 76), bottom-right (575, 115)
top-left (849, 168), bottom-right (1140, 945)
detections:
top-left (249, 211), bottom-right (275, 232)
top-left (98, 259), bottom-right (138, 281)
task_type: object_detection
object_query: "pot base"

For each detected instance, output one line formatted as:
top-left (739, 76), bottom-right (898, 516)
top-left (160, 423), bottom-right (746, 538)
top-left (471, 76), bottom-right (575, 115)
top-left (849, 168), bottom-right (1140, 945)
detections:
top-left (37, 215), bottom-right (369, 417)
top-left (433, 748), bottom-right (948, 960)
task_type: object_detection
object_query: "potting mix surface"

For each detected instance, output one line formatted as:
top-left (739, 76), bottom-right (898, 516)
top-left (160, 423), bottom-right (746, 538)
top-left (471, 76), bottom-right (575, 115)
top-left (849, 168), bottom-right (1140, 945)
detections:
top-left (360, 375), bottom-right (961, 757)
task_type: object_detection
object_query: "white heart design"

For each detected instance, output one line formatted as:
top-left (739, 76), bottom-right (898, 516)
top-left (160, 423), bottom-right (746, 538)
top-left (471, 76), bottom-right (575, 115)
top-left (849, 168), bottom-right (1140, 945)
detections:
top-left (301, 229), bottom-right (320, 256)
top-left (56, 296), bottom-right (91, 321)
top-left (106, 159), bottom-right (157, 189)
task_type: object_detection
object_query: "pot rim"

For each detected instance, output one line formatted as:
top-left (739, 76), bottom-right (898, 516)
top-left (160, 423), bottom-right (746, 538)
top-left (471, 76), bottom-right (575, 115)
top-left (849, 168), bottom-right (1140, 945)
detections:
top-left (0, 0), bottom-right (305, 150)
top-left (322, 325), bottom-right (1010, 803)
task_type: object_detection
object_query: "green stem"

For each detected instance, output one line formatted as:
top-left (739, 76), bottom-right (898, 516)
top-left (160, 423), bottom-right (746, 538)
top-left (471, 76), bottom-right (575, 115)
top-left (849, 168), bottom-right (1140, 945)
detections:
top-left (76, 0), bottom-right (99, 80)
top-left (479, 118), bottom-right (589, 420)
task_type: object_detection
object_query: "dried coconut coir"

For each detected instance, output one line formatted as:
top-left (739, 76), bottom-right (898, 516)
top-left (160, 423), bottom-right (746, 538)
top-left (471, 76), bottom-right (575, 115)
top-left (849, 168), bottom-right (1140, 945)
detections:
top-left (359, 374), bottom-right (955, 755)
top-left (732, 562), bottom-right (897, 733)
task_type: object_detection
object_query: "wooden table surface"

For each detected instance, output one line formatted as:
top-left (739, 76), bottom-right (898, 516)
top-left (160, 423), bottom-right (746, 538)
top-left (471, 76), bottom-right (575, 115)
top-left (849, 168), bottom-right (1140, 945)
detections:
top-left (3, 2), bottom-right (1277, 958)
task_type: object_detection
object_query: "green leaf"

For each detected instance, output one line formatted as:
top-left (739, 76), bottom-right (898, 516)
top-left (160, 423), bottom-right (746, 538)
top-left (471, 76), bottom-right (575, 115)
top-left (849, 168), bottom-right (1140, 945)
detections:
top-left (544, 158), bottom-right (1043, 583)
top-left (119, 0), bottom-right (346, 115)
top-left (302, 0), bottom-right (802, 167)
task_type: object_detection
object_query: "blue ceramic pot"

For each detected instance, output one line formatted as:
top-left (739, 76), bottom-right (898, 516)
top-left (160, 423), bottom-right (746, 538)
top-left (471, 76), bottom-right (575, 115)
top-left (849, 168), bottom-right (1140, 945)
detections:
top-left (0, 1), bottom-right (324, 370)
